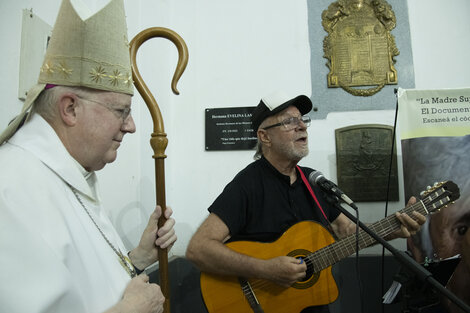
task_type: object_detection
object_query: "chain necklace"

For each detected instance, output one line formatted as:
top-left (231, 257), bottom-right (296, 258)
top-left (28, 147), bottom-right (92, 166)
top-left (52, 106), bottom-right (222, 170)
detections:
top-left (69, 184), bottom-right (137, 278)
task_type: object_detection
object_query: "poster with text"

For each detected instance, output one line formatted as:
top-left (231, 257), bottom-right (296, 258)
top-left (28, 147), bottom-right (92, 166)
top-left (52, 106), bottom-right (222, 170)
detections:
top-left (398, 87), bottom-right (470, 311)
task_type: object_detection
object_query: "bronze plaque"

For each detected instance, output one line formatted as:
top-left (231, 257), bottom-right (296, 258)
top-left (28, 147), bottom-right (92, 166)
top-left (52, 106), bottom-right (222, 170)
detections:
top-left (322, 0), bottom-right (399, 96)
top-left (335, 124), bottom-right (399, 202)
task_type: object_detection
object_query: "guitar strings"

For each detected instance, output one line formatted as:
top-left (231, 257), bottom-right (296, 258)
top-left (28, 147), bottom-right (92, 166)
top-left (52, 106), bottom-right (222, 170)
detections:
top-left (246, 201), bottom-right (428, 291)
top-left (243, 197), bottom-right (437, 293)
top-left (308, 200), bottom-right (429, 271)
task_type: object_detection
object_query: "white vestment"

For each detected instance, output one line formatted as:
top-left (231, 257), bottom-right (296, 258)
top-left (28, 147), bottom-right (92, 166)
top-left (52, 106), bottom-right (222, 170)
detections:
top-left (0, 115), bottom-right (131, 313)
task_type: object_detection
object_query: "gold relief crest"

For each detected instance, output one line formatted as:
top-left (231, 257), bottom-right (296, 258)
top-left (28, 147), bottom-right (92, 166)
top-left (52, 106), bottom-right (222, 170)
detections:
top-left (322, 0), bottom-right (399, 96)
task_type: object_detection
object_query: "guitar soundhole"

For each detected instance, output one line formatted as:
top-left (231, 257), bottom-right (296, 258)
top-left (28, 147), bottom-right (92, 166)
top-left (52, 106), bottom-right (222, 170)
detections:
top-left (288, 249), bottom-right (320, 289)
top-left (300, 259), bottom-right (315, 282)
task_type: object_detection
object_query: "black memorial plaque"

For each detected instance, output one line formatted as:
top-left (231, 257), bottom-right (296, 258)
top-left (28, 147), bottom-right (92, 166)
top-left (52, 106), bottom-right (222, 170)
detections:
top-left (205, 107), bottom-right (257, 151)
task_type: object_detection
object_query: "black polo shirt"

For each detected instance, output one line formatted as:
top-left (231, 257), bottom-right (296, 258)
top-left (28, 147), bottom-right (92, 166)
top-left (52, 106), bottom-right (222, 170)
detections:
top-left (208, 156), bottom-right (340, 243)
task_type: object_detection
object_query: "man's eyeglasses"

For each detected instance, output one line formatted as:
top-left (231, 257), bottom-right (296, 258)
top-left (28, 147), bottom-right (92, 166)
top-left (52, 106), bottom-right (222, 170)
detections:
top-left (76, 95), bottom-right (131, 121)
top-left (262, 115), bottom-right (311, 131)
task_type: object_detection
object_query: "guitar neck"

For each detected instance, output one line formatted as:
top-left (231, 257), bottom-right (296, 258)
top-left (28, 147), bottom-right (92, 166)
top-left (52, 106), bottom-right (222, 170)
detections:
top-left (308, 200), bottom-right (428, 271)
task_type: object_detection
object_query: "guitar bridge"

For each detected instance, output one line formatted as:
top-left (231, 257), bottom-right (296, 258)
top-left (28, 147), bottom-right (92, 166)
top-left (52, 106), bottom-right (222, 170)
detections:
top-left (238, 277), bottom-right (265, 313)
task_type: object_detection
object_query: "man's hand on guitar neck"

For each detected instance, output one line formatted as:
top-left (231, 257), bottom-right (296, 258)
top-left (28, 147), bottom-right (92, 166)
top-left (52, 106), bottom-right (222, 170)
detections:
top-left (387, 196), bottom-right (427, 240)
top-left (331, 196), bottom-right (427, 241)
top-left (261, 256), bottom-right (307, 287)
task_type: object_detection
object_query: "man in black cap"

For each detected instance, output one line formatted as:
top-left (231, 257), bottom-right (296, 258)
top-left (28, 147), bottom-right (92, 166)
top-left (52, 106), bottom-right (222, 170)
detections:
top-left (186, 91), bottom-right (425, 313)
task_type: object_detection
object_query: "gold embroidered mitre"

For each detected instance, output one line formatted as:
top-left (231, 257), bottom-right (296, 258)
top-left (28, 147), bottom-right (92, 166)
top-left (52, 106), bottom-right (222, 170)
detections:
top-left (0, 0), bottom-right (132, 144)
top-left (40, 0), bottom-right (133, 95)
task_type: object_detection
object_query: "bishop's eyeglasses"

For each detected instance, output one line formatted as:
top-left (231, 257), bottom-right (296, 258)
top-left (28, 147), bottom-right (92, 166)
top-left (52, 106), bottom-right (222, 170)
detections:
top-left (76, 95), bottom-right (132, 121)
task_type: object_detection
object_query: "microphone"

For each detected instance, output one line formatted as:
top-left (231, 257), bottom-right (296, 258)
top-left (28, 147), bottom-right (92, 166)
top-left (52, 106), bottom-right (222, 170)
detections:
top-left (308, 170), bottom-right (358, 210)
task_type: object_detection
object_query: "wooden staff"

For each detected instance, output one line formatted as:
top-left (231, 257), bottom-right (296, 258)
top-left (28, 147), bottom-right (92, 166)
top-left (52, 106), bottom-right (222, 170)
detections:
top-left (130, 27), bottom-right (189, 313)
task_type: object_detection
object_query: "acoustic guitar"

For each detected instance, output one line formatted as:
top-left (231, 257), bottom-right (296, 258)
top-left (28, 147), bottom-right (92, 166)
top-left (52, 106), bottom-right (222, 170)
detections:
top-left (200, 181), bottom-right (460, 313)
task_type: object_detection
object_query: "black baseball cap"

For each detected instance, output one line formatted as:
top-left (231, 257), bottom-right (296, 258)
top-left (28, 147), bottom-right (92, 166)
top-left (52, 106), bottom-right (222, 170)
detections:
top-left (251, 92), bottom-right (312, 131)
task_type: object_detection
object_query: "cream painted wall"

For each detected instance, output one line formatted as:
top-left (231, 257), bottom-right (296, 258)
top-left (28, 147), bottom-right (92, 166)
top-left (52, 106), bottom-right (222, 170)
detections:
top-left (1, 0), bottom-right (469, 258)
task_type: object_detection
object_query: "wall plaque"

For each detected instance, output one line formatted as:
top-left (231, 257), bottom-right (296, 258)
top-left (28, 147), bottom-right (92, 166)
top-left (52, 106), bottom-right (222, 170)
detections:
top-left (205, 107), bottom-right (257, 151)
top-left (322, 0), bottom-right (399, 96)
top-left (335, 124), bottom-right (399, 202)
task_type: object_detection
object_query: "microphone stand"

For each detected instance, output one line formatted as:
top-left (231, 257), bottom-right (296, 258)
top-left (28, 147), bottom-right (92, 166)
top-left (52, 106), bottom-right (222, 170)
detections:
top-left (329, 199), bottom-right (470, 313)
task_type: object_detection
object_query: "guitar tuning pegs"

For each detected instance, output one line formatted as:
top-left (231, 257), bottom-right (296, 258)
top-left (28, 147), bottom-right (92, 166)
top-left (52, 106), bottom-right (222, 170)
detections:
top-left (426, 185), bottom-right (432, 190)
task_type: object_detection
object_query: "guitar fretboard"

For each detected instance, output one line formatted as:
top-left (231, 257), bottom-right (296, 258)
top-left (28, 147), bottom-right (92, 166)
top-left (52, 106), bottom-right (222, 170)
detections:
top-left (306, 192), bottom-right (447, 272)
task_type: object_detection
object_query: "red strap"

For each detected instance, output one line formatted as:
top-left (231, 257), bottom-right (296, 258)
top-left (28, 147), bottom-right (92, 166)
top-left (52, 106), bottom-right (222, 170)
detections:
top-left (296, 165), bottom-right (329, 223)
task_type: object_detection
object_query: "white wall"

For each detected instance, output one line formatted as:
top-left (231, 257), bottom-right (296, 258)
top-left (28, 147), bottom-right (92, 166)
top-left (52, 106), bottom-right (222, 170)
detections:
top-left (1, 0), bottom-right (469, 257)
